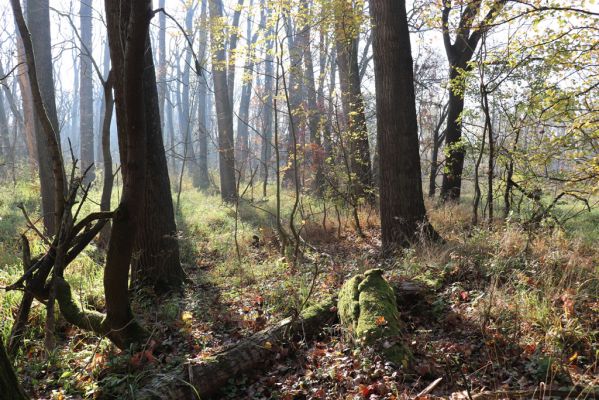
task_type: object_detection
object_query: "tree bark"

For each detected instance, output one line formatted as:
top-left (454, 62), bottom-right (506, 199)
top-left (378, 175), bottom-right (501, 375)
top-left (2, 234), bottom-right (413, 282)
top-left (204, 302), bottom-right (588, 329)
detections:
top-left (130, 36), bottom-right (184, 293)
top-left (334, 0), bottom-right (373, 203)
top-left (197, 0), bottom-right (210, 190)
top-left (103, 0), bottom-right (152, 347)
top-left (25, 0), bottom-right (64, 234)
top-left (369, 0), bottom-right (438, 249)
top-left (181, 4), bottom-right (201, 188)
top-left (300, 0), bottom-right (324, 192)
top-left (260, 1), bottom-right (274, 197)
top-left (0, 337), bottom-right (28, 400)
top-left (157, 0), bottom-right (167, 135)
top-left (79, 0), bottom-right (95, 183)
top-left (98, 73), bottom-right (115, 247)
top-left (209, 0), bottom-right (237, 202)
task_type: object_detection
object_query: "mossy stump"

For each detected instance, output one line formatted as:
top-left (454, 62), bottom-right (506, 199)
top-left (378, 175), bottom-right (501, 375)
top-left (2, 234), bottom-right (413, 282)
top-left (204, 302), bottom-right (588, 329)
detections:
top-left (338, 269), bottom-right (410, 366)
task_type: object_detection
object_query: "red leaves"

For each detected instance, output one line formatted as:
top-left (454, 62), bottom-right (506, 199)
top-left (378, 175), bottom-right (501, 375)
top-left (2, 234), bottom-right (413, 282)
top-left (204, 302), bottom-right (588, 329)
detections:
top-left (129, 340), bottom-right (158, 368)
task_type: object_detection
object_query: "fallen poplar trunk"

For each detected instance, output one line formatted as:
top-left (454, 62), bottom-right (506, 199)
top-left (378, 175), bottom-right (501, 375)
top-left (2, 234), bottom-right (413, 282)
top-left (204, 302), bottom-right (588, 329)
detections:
top-left (138, 298), bottom-right (338, 399)
top-left (338, 269), bottom-right (410, 366)
top-left (136, 279), bottom-right (428, 399)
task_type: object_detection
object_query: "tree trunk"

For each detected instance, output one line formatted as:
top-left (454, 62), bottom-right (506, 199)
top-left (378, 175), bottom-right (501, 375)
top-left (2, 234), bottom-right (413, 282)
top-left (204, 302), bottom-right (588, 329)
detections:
top-left (157, 0), bottom-right (167, 135)
top-left (98, 74), bottom-right (115, 247)
top-left (369, 0), bottom-right (438, 249)
top-left (226, 0), bottom-right (244, 105)
top-left (236, 7), bottom-right (259, 181)
top-left (428, 103), bottom-right (448, 198)
top-left (27, 0), bottom-right (62, 235)
top-left (335, 0), bottom-right (373, 203)
top-left (103, 0), bottom-right (151, 347)
top-left (438, 0), bottom-right (506, 202)
top-left (79, 0), bottom-right (95, 183)
top-left (0, 337), bottom-right (28, 400)
top-left (14, 41), bottom-right (37, 169)
top-left (181, 5), bottom-right (201, 188)
top-left (300, 0), bottom-right (324, 192)
top-left (260, 1), bottom-right (274, 197)
top-left (209, 0), bottom-right (237, 202)
top-left (197, 0), bottom-right (210, 190)
top-left (283, 14), bottom-right (305, 189)
top-left (440, 66), bottom-right (467, 201)
top-left (130, 37), bottom-right (184, 293)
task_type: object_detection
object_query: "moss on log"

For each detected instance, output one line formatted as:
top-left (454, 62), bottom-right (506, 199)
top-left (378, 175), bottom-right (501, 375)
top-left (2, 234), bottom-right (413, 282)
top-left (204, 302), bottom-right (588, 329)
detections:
top-left (338, 268), bottom-right (410, 365)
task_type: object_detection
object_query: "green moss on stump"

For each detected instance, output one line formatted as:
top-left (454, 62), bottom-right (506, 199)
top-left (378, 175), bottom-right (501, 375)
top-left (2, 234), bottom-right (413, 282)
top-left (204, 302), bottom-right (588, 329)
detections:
top-left (338, 269), bottom-right (410, 365)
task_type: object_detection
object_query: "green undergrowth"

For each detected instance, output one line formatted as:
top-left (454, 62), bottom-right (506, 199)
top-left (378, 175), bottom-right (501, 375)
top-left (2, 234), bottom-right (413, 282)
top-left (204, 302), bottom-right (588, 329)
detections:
top-left (0, 171), bottom-right (596, 397)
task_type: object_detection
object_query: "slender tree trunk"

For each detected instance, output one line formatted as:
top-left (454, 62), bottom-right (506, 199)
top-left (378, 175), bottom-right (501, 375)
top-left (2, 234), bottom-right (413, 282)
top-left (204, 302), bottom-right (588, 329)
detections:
top-left (16, 38), bottom-right (37, 170)
top-left (237, 5), bottom-right (258, 182)
top-left (99, 74), bottom-right (115, 247)
top-left (227, 0), bottom-right (244, 105)
top-left (157, 0), bottom-right (166, 133)
top-left (335, 0), bottom-right (373, 202)
top-left (96, 39), bottom-right (111, 165)
top-left (79, 0), bottom-right (95, 183)
top-left (27, 0), bottom-right (62, 235)
top-left (0, 89), bottom-right (10, 161)
top-left (283, 16), bottom-right (304, 188)
top-left (369, 0), bottom-right (438, 249)
top-left (197, 0), bottom-right (210, 190)
top-left (300, 0), bottom-right (324, 192)
top-left (209, 0), bottom-right (237, 202)
top-left (260, 1), bottom-right (274, 197)
top-left (181, 5), bottom-right (201, 188)
top-left (428, 103), bottom-right (448, 198)
top-left (440, 66), bottom-right (467, 201)
top-left (504, 127), bottom-right (520, 219)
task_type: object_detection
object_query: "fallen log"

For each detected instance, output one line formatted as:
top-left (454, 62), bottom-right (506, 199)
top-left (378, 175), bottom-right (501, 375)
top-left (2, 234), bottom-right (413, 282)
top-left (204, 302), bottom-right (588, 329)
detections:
top-left (137, 297), bottom-right (338, 399)
top-left (338, 269), bottom-right (410, 366)
top-left (136, 279), bottom-right (429, 399)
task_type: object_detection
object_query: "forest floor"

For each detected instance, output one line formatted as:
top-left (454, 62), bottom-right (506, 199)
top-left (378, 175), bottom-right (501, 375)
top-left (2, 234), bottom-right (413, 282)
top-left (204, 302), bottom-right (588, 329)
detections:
top-left (0, 178), bottom-right (597, 399)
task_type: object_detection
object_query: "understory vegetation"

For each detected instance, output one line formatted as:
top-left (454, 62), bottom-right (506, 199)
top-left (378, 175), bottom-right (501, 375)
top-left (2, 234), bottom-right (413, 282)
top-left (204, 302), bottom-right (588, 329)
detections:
top-left (1, 175), bottom-right (596, 399)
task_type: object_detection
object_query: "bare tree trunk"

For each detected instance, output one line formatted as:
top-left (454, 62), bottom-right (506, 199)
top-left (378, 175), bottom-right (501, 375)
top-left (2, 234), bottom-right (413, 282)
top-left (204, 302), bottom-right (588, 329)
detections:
top-left (96, 39), bottom-right (111, 165)
top-left (26, 0), bottom-right (63, 235)
top-left (227, 0), bottom-right (244, 105)
top-left (15, 38), bottom-right (37, 170)
top-left (237, 4), bottom-right (258, 182)
top-left (103, 0), bottom-right (151, 347)
top-left (428, 103), bottom-right (448, 198)
top-left (197, 0), bottom-right (210, 190)
top-left (181, 4), bottom-right (201, 188)
top-left (209, 0), bottom-right (237, 202)
top-left (260, 0), bottom-right (274, 197)
top-left (300, 0), bottom-right (324, 192)
top-left (157, 0), bottom-right (166, 133)
top-left (99, 74), bottom-right (114, 247)
top-left (334, 0), bottom-right (373, 203)
top-left (79, 0), bottom-right (95, 183)
top-left (130, 37), bottom-right (184, 293)
top-left (283, 15), bottom-right (305, 188)
top-left (369, 0), bottom-right (438, 249)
